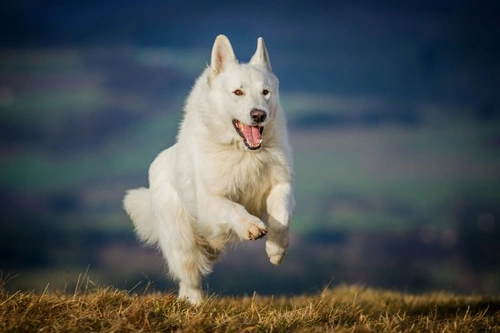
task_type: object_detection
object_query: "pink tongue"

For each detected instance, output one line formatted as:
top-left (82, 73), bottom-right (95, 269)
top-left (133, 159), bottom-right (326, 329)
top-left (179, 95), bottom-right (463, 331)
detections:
top-left (241, 124), bottom-right (262, 147)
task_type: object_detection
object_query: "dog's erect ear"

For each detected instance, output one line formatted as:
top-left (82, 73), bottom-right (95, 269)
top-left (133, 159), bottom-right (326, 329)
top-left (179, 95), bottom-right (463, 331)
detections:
top-left (210, 35), bottom-right (237, 79)
top-left (250, 37), bottom-right (272, 72)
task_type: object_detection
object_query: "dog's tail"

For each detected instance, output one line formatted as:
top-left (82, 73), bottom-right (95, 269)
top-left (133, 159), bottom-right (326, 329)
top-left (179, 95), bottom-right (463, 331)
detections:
top-left (123, 187), bottom-right (157, 246)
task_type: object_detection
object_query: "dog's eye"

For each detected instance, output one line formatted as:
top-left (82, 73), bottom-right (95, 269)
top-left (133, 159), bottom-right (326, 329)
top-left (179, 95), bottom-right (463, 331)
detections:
top-left (233, 89), bottom-right (244, 96)
top-left (262, 89), bottom-right (270, 96)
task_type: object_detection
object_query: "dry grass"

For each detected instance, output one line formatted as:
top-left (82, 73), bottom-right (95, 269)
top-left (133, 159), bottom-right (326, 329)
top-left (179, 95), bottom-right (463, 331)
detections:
top-left (1, 278), bottom-right (499, 332)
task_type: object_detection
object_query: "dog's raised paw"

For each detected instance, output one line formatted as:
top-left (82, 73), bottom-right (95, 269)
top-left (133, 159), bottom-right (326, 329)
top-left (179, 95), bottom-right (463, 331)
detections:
top-left (266, 240), bottom-right (286, 265)
top-left (247, 223), bottom-right (267, 240)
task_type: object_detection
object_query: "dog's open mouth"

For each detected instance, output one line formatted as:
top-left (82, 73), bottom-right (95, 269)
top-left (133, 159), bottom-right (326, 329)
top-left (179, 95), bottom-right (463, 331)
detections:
top-left (232, 119), bottom-right (264, 150)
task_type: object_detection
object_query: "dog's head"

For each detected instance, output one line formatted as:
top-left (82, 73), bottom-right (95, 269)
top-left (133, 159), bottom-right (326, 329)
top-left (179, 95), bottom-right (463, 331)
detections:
top-left (207, 35), bottom-right (280, 151)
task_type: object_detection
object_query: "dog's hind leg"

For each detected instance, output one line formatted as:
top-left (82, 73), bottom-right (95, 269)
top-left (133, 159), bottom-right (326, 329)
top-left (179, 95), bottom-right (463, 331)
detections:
top-left (165, 241), bottom-right (204, 304)
top-left (151, 190), bottom-right (211, 304)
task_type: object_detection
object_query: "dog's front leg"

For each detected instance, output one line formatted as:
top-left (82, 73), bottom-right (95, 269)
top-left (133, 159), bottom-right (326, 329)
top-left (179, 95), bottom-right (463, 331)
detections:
top-left (265, 182), bottom-right (294, 265)
top-left (200, 195), bottom-right (268, 241)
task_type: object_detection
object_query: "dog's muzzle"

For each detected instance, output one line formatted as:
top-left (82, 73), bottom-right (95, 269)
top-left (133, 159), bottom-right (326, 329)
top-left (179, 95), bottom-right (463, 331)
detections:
top-left (233, 119), bottom-right (264, 150)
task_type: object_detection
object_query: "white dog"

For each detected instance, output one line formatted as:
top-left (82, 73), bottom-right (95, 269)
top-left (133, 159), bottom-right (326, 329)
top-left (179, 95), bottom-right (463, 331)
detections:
top-left (123, 35), bottom-right (294, 304)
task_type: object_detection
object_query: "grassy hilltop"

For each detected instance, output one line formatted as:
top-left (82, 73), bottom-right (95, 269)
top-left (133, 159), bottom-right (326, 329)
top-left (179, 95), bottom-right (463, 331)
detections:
top-left (1, 282), bottom-right (499, 332)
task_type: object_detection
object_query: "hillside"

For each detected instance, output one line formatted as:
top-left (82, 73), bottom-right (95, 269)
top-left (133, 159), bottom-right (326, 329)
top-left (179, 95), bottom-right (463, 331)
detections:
top-left (1, 282), bottom-right (499, 332)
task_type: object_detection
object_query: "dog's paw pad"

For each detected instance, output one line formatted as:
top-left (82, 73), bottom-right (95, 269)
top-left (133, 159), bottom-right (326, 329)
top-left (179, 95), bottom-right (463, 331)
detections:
top-left (247, 223), bottom-right (267, 240)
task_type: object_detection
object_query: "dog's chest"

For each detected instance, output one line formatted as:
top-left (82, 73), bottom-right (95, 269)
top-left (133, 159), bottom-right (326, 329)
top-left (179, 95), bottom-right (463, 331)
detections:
top-left (209, 151), bottom-right (273, 213)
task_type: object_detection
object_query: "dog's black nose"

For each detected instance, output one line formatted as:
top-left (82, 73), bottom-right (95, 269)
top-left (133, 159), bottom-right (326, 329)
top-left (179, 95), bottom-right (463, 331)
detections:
top-left (250, 109), bottom-right (267, 123)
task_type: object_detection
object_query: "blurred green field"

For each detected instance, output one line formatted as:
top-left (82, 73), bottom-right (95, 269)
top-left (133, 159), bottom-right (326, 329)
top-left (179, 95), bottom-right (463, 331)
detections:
top-left (1, 46), bottom-right (499, 295)
top-left (1, 47), bottom-right (499, 235)
top-left (291, 123), bottom-right (500, 232)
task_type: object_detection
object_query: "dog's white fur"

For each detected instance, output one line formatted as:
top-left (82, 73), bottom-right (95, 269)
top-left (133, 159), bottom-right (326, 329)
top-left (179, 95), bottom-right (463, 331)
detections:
top-left (123, 35), bottom-right (294, 304)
